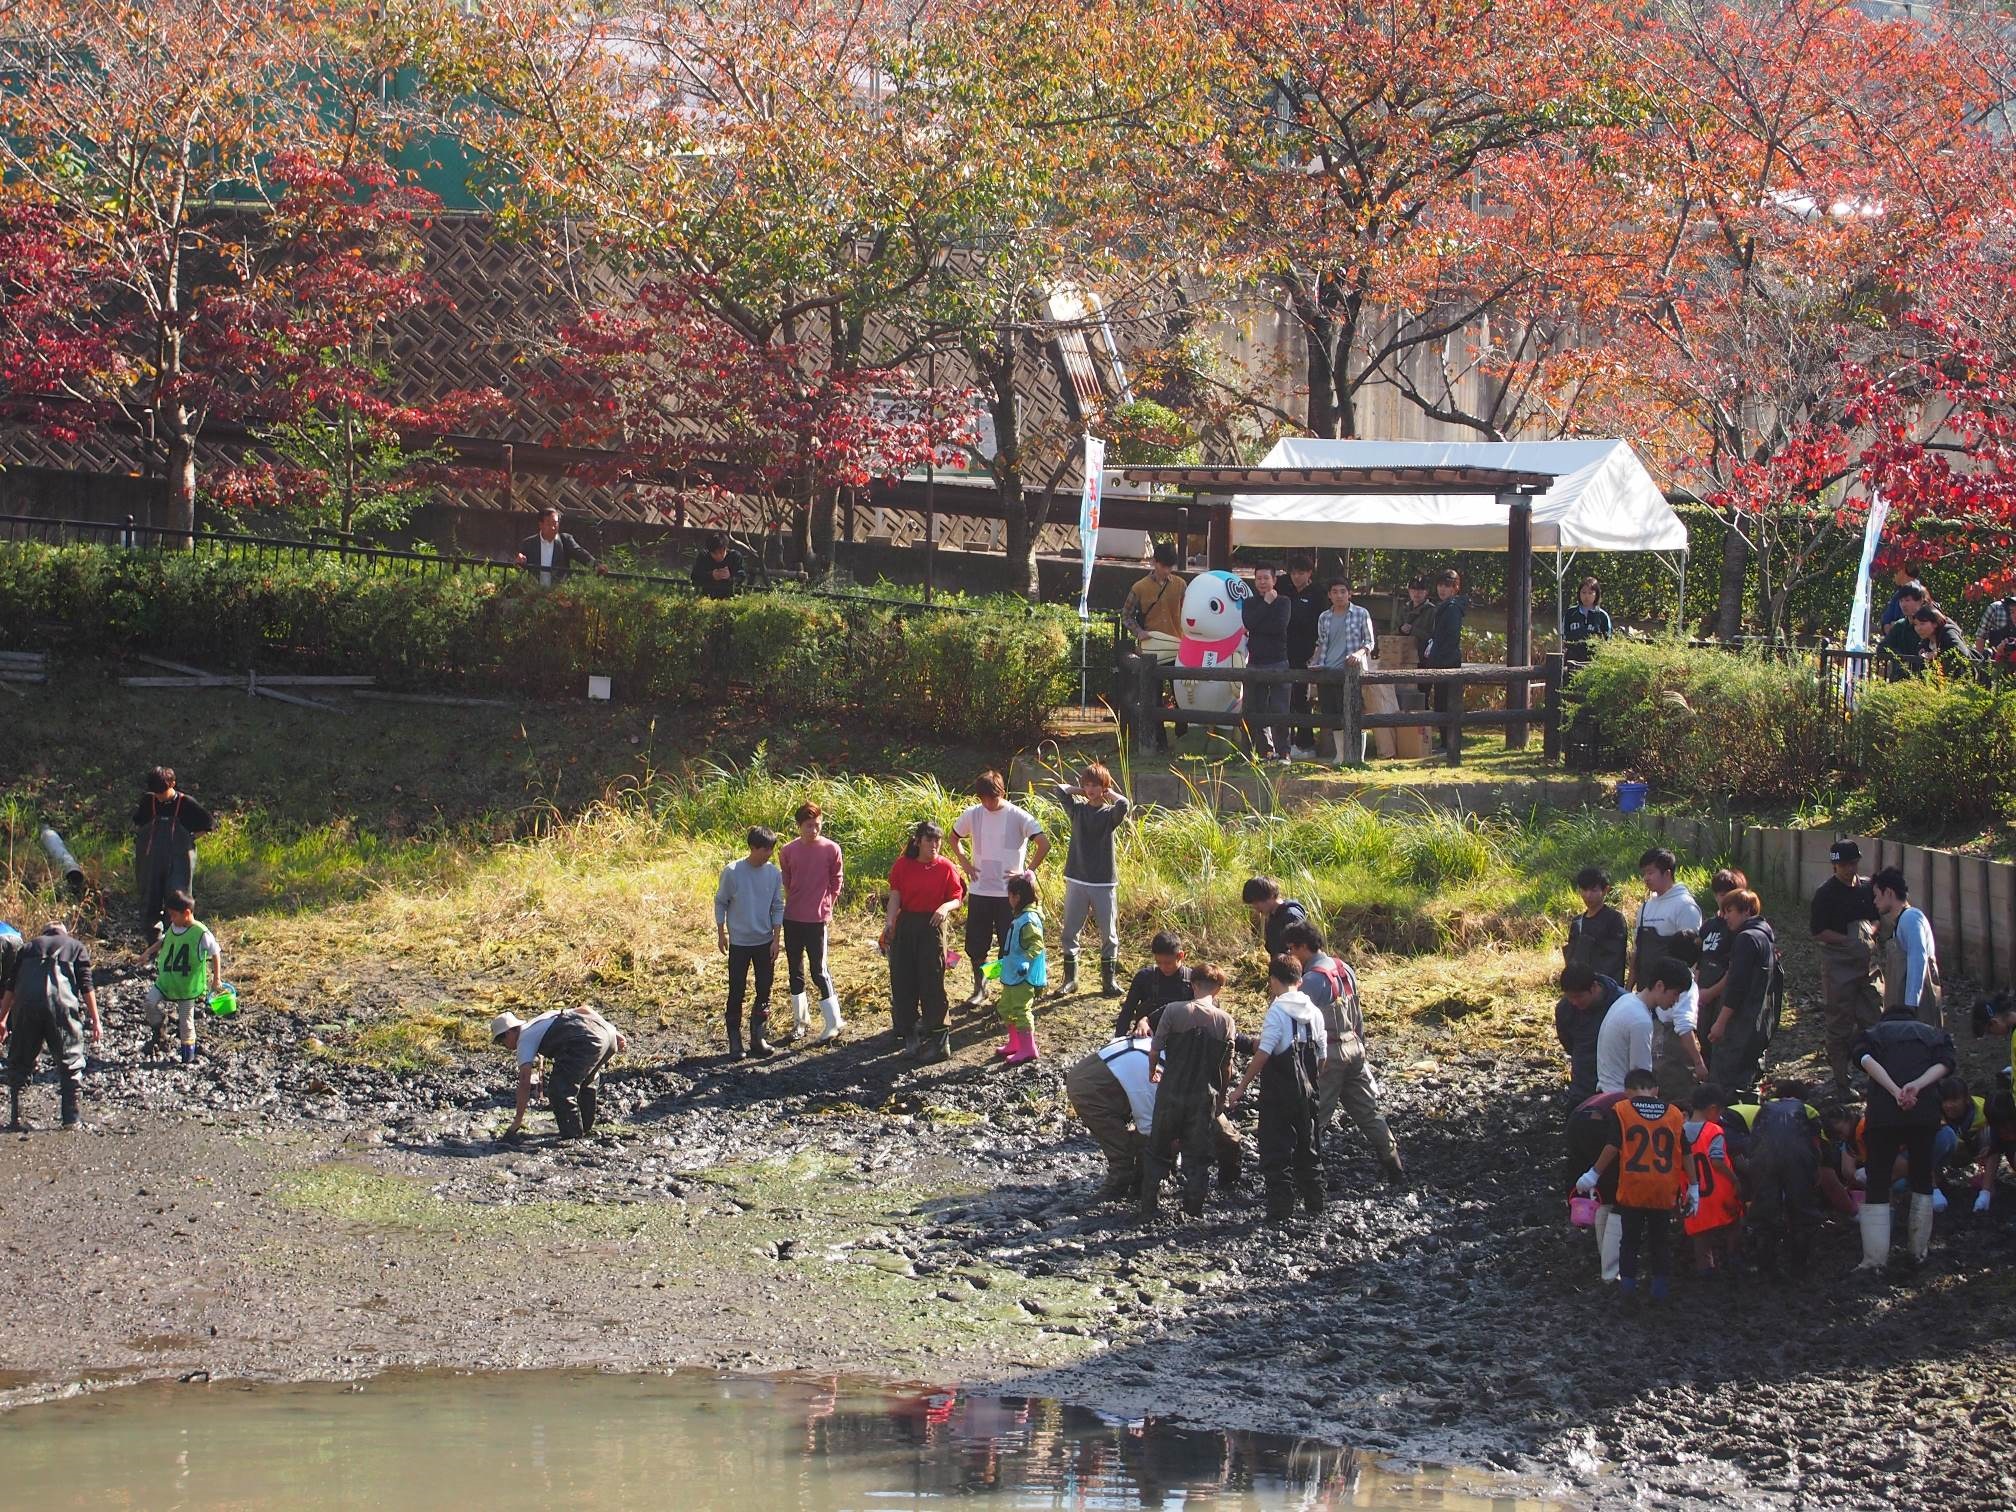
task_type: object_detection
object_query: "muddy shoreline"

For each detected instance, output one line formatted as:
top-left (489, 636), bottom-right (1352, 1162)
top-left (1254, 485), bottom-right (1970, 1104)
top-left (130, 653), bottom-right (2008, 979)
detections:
top-left (3, 970), bottom-right (2015, 1510)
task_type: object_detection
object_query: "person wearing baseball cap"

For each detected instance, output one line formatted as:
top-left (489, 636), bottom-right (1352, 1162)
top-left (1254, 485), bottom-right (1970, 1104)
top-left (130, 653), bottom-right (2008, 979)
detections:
top-left (491, 1006), bottom-right (626, 1141)
top-left (1811, 840), bottom-right (1883, 1100)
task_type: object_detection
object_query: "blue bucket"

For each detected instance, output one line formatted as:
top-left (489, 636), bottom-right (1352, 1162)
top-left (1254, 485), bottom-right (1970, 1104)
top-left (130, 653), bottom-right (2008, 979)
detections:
top-left (1617, 781), bottom-right (1649, 814)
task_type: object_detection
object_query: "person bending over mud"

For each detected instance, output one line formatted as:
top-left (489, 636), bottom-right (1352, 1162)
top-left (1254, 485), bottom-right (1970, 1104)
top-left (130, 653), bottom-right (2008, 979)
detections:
top-left (492, 1007), bottom-right (627, 1141)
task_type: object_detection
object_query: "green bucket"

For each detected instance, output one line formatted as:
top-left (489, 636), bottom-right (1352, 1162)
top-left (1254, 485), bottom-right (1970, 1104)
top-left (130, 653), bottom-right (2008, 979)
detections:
top-left (208, 983), bottom-right (239, 1017)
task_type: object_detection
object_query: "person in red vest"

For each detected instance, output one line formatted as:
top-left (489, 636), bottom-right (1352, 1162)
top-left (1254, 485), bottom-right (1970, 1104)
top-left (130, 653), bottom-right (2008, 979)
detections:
top-left (1683, 1085), bottom-right (1745, 1277)
top-left (1576, 1067), bottom-right (1700, 1302)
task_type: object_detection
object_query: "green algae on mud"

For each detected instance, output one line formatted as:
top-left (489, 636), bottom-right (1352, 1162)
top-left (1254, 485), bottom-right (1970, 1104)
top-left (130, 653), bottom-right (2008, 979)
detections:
top-left (272, 1153), bottom-right (1146, 1365)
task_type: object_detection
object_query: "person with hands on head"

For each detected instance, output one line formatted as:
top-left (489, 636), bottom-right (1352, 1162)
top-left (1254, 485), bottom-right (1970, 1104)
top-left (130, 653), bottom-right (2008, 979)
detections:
top-left (882, 820), bottom-right (966, 1064)
top-left (951, 772), bottom-right (1047, 1011)
top-left (714, 826), bottom-right (785, 1060)
top-left (1852, 990), bottom-right (1960, 1275)
top-left (493, 1006), bottom-right (626, 1142)
top-left (515, 506), bottom-right (606, 584)
top-left (1230, 954), bottom-right (1329, 1221)
top-left (1, 923), bottom-right (101, 1132)
top-left (1575, 1066), bottom-right (1699, 1303)
top-left (1048, 762), bottom-right (1130, 998)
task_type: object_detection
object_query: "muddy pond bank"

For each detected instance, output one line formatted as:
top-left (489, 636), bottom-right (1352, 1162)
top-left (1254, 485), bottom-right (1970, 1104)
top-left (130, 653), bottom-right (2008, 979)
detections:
top-left (2, 968), bottom-right (2014, 1511)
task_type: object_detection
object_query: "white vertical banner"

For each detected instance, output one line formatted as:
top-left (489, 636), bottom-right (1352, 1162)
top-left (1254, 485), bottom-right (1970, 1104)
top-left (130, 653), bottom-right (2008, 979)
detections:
top-left (1076, 433), bottom-right (1106, 622)
top-left (1845, 491), bottom-right (1889, 653)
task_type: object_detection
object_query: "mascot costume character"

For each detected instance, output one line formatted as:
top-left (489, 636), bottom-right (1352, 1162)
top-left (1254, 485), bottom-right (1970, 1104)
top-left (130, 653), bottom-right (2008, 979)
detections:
top-left (1175, 570), bottom-right (1251, 714)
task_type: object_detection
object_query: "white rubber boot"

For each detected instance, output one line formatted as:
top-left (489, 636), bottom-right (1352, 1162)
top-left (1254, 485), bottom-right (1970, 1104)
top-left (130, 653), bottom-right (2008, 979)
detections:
top-left (1330, 731), bottom-right (1351, 767)
top-left (790, 992), bottom-right (810, 1039)
top-left (813, 996), bottom-right (844, 1045)
top-left (1908, 1192), bottom-right (1935, 1263)
top-left (1856, 1199), bottom-right (1893, 1270)
top-left (1596, 1204), bottom-right (1621, 1283)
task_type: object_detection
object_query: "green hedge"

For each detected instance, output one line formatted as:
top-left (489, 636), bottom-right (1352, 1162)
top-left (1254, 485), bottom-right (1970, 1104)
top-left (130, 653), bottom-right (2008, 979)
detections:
top-left (1851, 675), bottom-right (2016, 829)
top-left (1568, 638), bottom-right (1837, 804)
top-left (0, 545), bottom-right (1075, 743)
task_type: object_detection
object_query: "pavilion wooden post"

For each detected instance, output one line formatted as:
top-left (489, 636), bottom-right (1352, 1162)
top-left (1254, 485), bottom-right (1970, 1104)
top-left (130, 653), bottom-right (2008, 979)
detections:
top-left (1205, 500), bottom-right (1233, 570)
top-left (1504, 493), bottom-right (1534, 750)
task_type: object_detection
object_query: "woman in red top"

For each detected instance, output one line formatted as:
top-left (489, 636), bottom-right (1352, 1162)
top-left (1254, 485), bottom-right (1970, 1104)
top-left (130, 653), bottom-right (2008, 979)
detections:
top-left (882, 821), bottom-right (965, 1064)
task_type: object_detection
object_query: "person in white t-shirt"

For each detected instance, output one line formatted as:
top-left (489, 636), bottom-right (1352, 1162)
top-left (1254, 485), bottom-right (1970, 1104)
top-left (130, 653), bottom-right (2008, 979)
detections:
top-left (1595, 961), bottom-right (1690, 1094)
top-left (491, 1005), bottom-right (626, 1141)
top-left (1065, 1036), bottom-right (1158, 1200)
top-left (1633, 847), bottom-right (1703, 989)
top-left (951, 770), bottom-right (1048, 1007)
top-left (1230, 955), bottom-right (1330, 1220)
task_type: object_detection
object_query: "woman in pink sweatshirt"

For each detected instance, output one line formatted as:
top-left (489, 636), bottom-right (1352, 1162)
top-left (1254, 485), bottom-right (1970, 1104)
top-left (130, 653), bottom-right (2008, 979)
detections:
top-left (778, 801), bottom-right (846, 1043)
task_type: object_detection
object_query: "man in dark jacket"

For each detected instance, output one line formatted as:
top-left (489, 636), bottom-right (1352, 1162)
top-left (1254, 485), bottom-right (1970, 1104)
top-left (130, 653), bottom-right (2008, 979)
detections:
top-left (1115, 931), bottom-right (1195, 1038)
top-left (1241, 564), bottom-right (1294, 760)
top-left (1142, 967), bottom-right (1236, 1220)
top-left (1422, 568), bottom-right (1467, 741)
top-left (1707, 890), bottom-right (1777, 1095)
top-left (1284, 555), bottom-right (1325, 756)
top-left (1241, 876), bottom-right (1309, 958)
top-left (1556, 963), bottom-right (1624, 1104)
top-left (691, 531), bottom-right (747, 599)
top-left (1876, 582), bottom-right (1930, 677)
top-left (515, 507), bottom-right (603, 584)
top-left (1, 924), bottom-right (101, 1131)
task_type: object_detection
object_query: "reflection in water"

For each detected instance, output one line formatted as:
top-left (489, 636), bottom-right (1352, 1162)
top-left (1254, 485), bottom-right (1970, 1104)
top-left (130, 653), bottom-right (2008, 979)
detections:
top-left (0, 1370), bottom-right (1545, 1509)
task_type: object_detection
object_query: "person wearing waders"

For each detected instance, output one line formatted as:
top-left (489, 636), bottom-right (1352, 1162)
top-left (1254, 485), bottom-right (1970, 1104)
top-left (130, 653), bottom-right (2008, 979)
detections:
top-left (1853, 1000), bottom-right (1958, 1276)
top-left (1115, 931), bottom-right (1195, 1038)
top-left (1142, 963), bottom-right (1235, 1220)
top-left (1811, 842), bottom-right (1884, 1099)
top-left (1066, 1034), bottom-right (1158, 1200)
top-left (1873, 866), bottom-right (1943, 1028)
top-left (1279, 922), bottom-right (1405, 1185)
top-left (0, 924), bottom-right (102, 1131)
top-left (1240, 877), bottom-right (1309, 959)
top-left (1631, 848), bottom-right (1701, 989)
top-left (492, 1007), bottom-right (626, 1141)
top-left (1230, 955), bottom-right (1329, 1221)
top-left (991, 873), bottom-right (1046, 1065)
top-left (1705, 889), bottom-right (1777, 1095)
top-left (133, 767), bottom-right (212, 944)
top-left (138, 889), bottom-right (220, 1066)
top-left (1576, 1067), bottom-right (1699, 1303)
top-left (1742, 1081), bottom-right (1825, 1276)
top-left (881, 821), bottom-right (965, 1063)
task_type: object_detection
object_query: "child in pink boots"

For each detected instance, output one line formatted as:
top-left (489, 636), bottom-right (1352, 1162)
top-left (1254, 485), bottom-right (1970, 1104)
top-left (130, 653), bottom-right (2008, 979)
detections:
top-left (994, 872), bottom-right (1047, 1065)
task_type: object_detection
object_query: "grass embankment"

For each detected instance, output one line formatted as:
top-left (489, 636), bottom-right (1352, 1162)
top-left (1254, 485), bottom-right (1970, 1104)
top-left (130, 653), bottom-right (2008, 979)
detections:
top-left (8, 747), bottom-right (1703, 1071)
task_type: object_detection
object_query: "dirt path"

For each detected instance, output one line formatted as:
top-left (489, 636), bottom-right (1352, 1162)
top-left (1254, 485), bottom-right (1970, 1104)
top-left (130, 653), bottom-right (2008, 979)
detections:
top-left (4, 961), bottom-right (2015, 1510)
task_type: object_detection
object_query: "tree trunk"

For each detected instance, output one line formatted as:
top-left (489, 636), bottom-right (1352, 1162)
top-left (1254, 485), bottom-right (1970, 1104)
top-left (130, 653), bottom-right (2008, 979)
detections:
top-left (165, 425), bottom-right (198, 546)
top-left (1002, 472), bottom-right (1038, 600)
top-left (808, 488), bottom-right (838, 582)
top-left (1304, 321), bottom-right (1341, 439)
top-left (1716, 525), bottom-right (1748, 641)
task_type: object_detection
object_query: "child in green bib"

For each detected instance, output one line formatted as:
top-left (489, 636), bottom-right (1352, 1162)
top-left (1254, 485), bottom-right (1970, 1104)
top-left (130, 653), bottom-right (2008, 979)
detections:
top-left (139, 889), bottom-right (221, 1066)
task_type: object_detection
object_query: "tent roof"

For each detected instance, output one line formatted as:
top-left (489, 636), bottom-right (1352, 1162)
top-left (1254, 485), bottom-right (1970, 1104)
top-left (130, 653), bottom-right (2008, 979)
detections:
top-left (1211, 439), bottom-right (1687, 554)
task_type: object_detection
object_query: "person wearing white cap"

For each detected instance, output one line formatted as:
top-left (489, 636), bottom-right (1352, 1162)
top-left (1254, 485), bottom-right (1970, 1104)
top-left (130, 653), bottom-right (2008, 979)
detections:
top-left (1810, 839), bottom-right (1883, 1098)
top-left (491, 1006), bottom-right (625, 1141)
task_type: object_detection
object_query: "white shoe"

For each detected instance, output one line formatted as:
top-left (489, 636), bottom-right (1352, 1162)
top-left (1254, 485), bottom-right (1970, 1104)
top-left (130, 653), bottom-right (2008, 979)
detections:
top-left (1289, 745), bottom-right (1317, 760)
top-left (812, 996), bottom-right (844, 1045)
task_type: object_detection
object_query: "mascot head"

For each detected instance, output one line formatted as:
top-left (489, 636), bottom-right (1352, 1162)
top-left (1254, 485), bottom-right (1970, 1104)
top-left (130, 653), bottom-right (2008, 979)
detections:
top-left (1181, 570), bottom-right (1250, 642)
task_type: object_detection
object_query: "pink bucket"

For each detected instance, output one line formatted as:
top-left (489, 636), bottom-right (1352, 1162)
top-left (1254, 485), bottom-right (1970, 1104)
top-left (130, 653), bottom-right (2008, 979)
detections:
top-left (1569, 1196), bottom-right (1600, 1229)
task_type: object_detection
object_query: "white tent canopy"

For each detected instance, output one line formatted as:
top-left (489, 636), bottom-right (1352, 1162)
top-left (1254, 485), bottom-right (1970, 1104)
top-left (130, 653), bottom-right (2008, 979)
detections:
top-left (1229, 438), bottom-right (1687, 554)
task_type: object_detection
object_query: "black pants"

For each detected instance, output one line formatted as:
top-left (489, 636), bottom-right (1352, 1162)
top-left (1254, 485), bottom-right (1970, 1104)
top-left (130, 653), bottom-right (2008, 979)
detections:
top-left (5, 998), bottom-right (87, 1087)
top-left (1145, 1087), bottom-right (1220, 1211)
top-left (543, 1015), bottom-right (617, 1138)
top-left (1745, 1134), bottom-right (1819, 1271)
top-left (726, 943), bottom-right (774, 1038)
top-left (1289, 679), bottom-right (1315, 750)
top-left (1865, 1123), bottom-right (1938, 1196)
top-left (1618, 1206), bottom-right (1672, 1282)
top-left (784, 920), bottom-right (832, 1000)
top-left (964, 894), bottom-right (1013, 974)
top-left (1257, 1061), bottom-right (1322, 1217)
top-left (889, 912), bottom-right (949, 1037)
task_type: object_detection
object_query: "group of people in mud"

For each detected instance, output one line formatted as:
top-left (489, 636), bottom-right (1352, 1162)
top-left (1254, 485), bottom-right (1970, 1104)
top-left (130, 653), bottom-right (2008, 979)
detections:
top-left (1554, 842), bottom-right (2016, 1298)
top-left (0, 767), bottom-right (222, 1130)
top-left (500, 763), bottom-right (1410, 1222)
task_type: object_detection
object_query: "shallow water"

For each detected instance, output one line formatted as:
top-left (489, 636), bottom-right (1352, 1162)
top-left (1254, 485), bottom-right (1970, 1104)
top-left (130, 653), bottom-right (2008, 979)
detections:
top-left (0, 1370), bottom-right (1546, 1509)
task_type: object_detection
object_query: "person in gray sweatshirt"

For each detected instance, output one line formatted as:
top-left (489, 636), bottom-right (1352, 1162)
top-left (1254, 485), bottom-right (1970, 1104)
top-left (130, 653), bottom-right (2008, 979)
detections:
top-left (715, 827), bottom-right (785, 1058)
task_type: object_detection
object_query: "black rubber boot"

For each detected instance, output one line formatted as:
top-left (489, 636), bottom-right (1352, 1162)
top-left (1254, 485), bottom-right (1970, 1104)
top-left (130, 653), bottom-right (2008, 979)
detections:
top-left (59, 1076), bottom-right (84, 1132)
top-left (550, 1091), bottom-right (584, 1140)
top-left (1058, 953), bottom-right (1079, 997)
top-left (748, 1012), bottom-right (774, 1058)
top-left (1137, 1156), bottom-right (1165, 1221)
top-left (1382, 1153), bottom-right (1409, 1188)
top-left (1264, 1176), bottom-right (1297, 1222)
top-left (1098, 1162), bottom-right (1138, 1201)
top-left (7, 1084), bottom-right (25, 1132)
top-left (578, 1082), bottom-right (599, 1135)
top-left (902, 1030), bottom-right (922, 1058)
top-left (918, 1031), bottom-right (952, 1065)
top-left (1297, 1173), bottom-right (1327, 1215)
top-left (727, 1023), bottom-right (745, 1060)
top-left (1100, 956), bottom-right (1122, 997)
